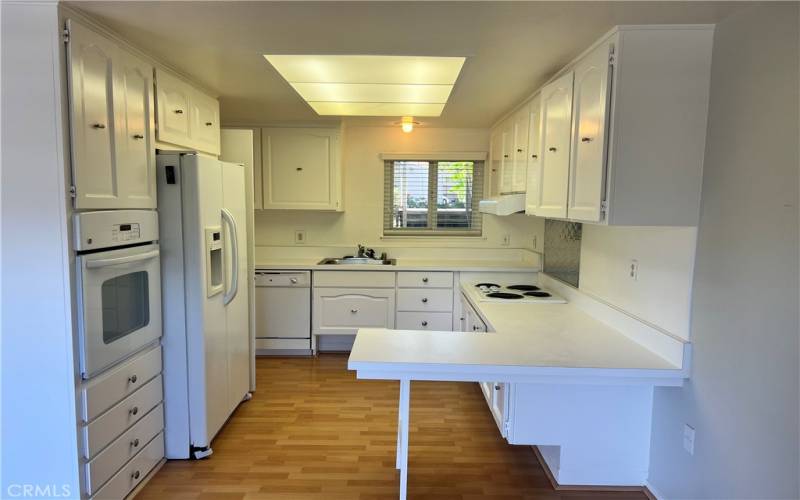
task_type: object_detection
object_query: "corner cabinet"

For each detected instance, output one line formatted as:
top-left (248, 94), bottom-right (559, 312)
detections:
top-left (155, 69), bottom-right (220, 156)
top-left (522, 25), bottom-right (713, 226)
top-left (260, 128), bottom-right (342, 211)
top-left (66, 19), bottom-right (156, 210)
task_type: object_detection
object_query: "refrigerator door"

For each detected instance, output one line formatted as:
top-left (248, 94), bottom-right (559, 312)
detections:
top-left (181, 154), bottom-right (230, 451)
top-left (221, 162), bottom-right (251, 412)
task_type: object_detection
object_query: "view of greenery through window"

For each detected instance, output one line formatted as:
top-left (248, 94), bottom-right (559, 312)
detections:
top-left (387, 160), bottom-right (482, 234)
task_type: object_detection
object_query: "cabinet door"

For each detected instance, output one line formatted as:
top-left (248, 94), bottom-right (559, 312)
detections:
top-left (115, 51), bottom-right (156, 208)
top-left (155, 70), bottom-right (191, 147)
top-left (498, 121), bottom-right (514, 194)
top-left (537, 71), bottom-right (574, 218)
top-left (312, 288), bottom-right (395, 335)
top-left (66, 20), bottom-right (119, 209)
top-left (512, 106), bottom-right (529, 192)
top-left (525, 95), bottom-right (542, 214)
top-left (489, 130), bottom-right (503, 196)
top-left (490, 382), bottom-right (511, 438)
top-left (262, 128), bottom-right (341, 210)
top-left (191, 90), bottom-right (220, 155)
top-left (568, 40), bottom-right (612, 222)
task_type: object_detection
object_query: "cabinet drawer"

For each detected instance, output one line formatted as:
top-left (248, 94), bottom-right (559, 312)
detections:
top-left (397, 272), bottom-right (453, 288)
top-left (397, 288), bottom-right (453, 312)
top-left (82, 375), bottom-right (163, 459)
top-left (81, 345), bottom-right (162, 422)
top-left (396, 312), bottom-right (453, 331)
top-left (313, 271), bottom-right (395, 288)
top-left (313, 288), bottom-right (395, 335)
top-left (85, 404), bottom-right (163, 495)
top-left (91, 432), bottom-right (163, 500)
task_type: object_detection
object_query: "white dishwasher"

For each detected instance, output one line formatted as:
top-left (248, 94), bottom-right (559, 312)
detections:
top-left (255, 270), bottom-right (312, 354)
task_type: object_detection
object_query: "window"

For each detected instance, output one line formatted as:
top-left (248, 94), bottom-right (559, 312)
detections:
top-left (383, 159), bottom-right (484, 236)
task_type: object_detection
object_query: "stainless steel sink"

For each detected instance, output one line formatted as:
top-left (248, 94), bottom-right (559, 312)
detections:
top-left (317, 257), bottom-right (396, 265)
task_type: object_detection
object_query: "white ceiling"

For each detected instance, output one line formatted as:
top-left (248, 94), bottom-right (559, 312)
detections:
top-left (68, 1), bottom-right (747, 128)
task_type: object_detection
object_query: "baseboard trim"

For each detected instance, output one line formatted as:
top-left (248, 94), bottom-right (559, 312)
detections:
top-left (531, 446), bottom-right (656, 497)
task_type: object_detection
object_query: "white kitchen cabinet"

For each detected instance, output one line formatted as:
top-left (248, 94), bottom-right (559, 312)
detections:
top-left (489, 129), bottom-right (503, 196)
top-left (511, 105), bottom-right (529, 192)
top-left (536, 71), bottom-right (574, 219)
top-left (525, 94), bottom-right (542, 215)
top-left (313, 288), bottom-right (395, 336)
top-left (261, 128), bottom-right (342, 211)
top-left (155, 69), bottom-right (220, 155)
top-left (521, 26), bottom-right (713, 225)
top-left (66, 19), bottom-right (156, 209)
top-left (497, 119), bottom-right (514, 194)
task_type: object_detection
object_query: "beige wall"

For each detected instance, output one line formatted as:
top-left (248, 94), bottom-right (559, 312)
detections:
top-left (254, 125), bottom-right (543, 250)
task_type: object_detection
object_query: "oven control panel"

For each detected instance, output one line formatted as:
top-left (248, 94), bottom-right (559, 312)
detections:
top-left (74, 210), bottom-right (159, 251)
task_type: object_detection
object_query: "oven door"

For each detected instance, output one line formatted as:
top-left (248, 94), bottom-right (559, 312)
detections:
top-left (77, 243), bottom-right (162, 378)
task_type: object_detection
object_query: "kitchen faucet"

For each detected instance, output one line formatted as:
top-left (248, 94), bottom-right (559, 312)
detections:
top-left (357, 244), bottom-right (377, 260)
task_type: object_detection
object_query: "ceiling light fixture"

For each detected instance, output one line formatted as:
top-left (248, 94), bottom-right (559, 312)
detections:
top-left (400, 117), bottom-right (417, 133)
top-left (263, 55), bottom-right (466, 117)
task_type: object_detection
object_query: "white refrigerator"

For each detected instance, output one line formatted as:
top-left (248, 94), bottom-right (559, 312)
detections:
top-left (157, 151), bottom-right (251, 459)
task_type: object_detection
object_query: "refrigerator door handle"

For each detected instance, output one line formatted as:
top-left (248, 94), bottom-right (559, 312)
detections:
top-left (221, 208), bottom-right (239, 306)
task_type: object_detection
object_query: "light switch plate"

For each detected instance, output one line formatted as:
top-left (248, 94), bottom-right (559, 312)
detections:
top-left (294, 230), bottom-right (306, 244)
top-left (683, 424), bottom-right (695, 455)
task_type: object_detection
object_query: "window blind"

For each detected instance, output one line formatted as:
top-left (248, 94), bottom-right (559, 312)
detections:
top-left (384, 159), bottom-right (484, 236)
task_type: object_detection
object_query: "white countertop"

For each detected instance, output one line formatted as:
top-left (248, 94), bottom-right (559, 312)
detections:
top-left (348, 283), bottom-right (686, 384)
top-left (255, 258), bottom-right (538, 272)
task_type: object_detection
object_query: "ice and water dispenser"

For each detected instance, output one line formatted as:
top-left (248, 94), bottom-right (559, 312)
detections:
top-left (205, 226), bottom-right (224, 297)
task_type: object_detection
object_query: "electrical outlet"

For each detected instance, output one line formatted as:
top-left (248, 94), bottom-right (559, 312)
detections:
top-left (502, 234), bottom-right (511, 246)
top-left (629, 259), bottom-right (639, 280)
top-left (683, 424), bottom-right (695, 455)
top-left (294, 230), bottom-right (307, 244)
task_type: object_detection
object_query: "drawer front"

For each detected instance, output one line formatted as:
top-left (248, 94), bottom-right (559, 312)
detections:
top-left (397, 271), bottom-right (453, 288)
top-left (85, 404), bottom-right (164, 495)
top-left (313, 271), bottom-right (395, 288)
top-left (396, 312), bottom-right (453, 331)
top-left (83, 375), bottom-right (163, 459)
top-left (313, 289), bottom-right (395, 335)
top-left (82, 345), bottom-right (162, 422)
top-left (396, 288), bottom-right (453, 312)
top-left (91, 433), bottom-right (164, 500)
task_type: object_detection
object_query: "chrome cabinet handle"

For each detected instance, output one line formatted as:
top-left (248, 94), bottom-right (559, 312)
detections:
top-left (421, 321), bottom-right (428, 326)
top-left (129, 406), bottom-right (138, 416)
top-left (174, 109), bottom-right (183, 114)
top-left (131, 470), bottom-right (140, 480)
top-left (131, 438), bottom-right (140, 448)
top-left (133, 134), bottom-right (144, 139)
top-left (128, 374), bottom-right (138, 384)
top-left (350, 309), bottom-right (358, 314)
top-left (581, 137), bottom-right (593, 143)
top-left (91, 123), bottom-right (105, 129)
top-left (290, 278), bottom-right (298, 284)
top-left (421, 298), bottom-right (428, 303)
top-left (548, 147), bottom-right (557, 152)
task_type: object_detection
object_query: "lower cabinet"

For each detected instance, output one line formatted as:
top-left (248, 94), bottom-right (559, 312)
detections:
top-left (396, 311), bottom-right (453, 331)
top-left (313, 288), bottom-right (395, 336)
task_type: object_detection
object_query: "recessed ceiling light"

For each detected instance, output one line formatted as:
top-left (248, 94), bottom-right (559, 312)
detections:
top-left (263, 55), bottom-right (465, 117)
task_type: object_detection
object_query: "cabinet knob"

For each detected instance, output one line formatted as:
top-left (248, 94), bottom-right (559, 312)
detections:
top-left (131, 438), bottom-right (140, 448)
top-left (174, 109), bottom-right (184, 114)
top-left (132, 134), bottom-right (144, 140)
top-left (503, 154), bottom-right (509, 158)
top-left (131, 470), bottom-right (140, 480)
top-left (205, 122), bottom-right (213, 126)
top-left (350, 309), bottom-right (358, 314)
top-left (422, 277), bottom-right (429, 283)
top-left (421, 321), bottom-right (428, 327)
top-left (581, 137), bottom-right (593, 143)
top-left (531, 154), bottom-right (538, 159)
top-left (129, 406), bottom-right (139, 416)
top-left (548, 147), bottom-right (557, 152)
top-left (91, 123), bottom-right (106, 129)
top-left (128, 374), bottom-right (138, 384)
top-left (472, 325), bottom-right (479, 331)
top-left (290, 278), bottom-right (298, 284)
top-left (421, 298), bottom-right (428, 303)
top-left (296, 167), bottom-right (303, 171)
top-left (494, 385), bottom-right (501, 391)
top-left (517, 148), bottom-right (523, 153)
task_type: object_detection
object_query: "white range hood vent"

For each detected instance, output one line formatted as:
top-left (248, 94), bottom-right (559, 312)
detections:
top-left (478, 194), bottom-right (526, 216)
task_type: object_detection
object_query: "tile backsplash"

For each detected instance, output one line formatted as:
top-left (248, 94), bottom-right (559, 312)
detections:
top-left (543, 219), bottom-right (582, 287)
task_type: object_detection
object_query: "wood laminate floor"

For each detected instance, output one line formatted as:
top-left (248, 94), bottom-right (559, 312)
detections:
top-left (138, 355), bottom-right (648, 500)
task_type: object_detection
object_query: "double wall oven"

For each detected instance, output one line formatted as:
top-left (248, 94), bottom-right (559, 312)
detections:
top-left (74, 210), bottom-right (162, 378)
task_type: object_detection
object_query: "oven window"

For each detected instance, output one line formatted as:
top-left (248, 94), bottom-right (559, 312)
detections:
top-left (101, 271), bottom-right (150, 344)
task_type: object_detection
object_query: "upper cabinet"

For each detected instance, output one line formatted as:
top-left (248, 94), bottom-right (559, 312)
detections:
top-left (155, 69), bottom-right (220, 156)
top-left (259, 128), bottom-right (342, 211)
top-left (502, 25), bottom-right (713, 226)
top-left (66, 19), bottom-right (156, 210)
